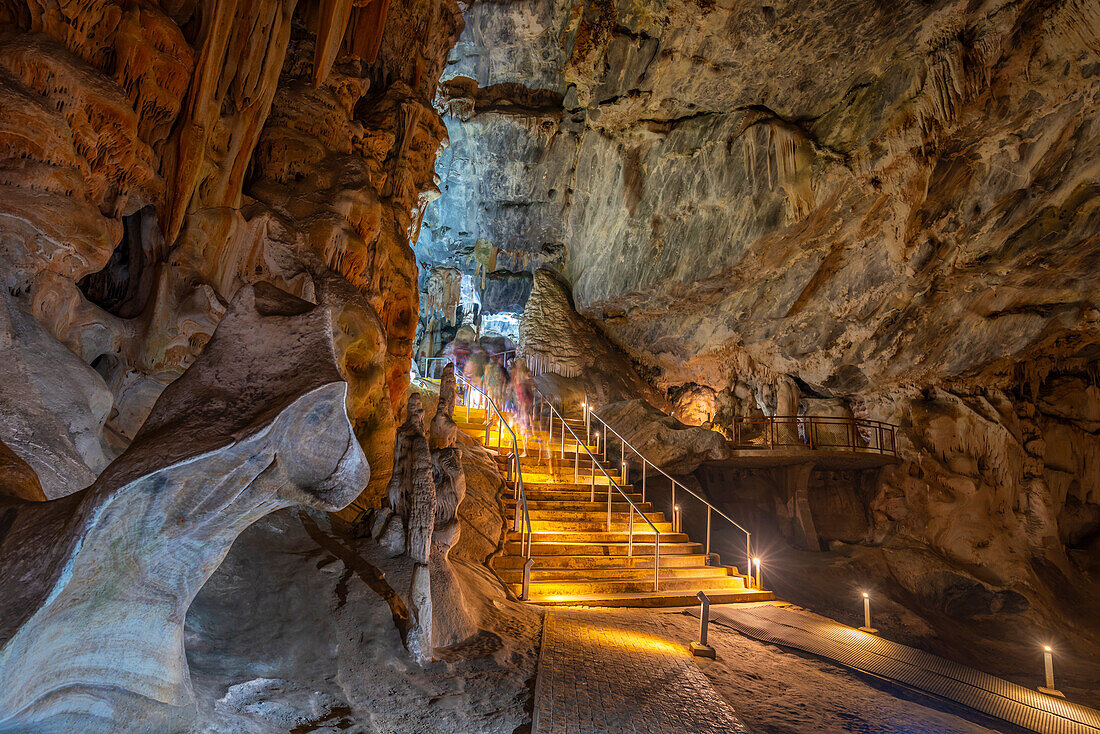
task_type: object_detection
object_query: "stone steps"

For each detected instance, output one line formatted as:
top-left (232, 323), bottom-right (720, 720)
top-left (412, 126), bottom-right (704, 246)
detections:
top-left (495, 565), bottom-right (731, 583)
top-left (504, 539), bottom-right (703, 556)
top-left (456, 404), bottom-right (772, 607)
top-left (491, 553), bottom-right (711, 571)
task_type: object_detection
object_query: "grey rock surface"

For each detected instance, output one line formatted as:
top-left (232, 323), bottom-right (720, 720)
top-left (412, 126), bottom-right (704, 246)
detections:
top-left (0, 284), bottom-right (368, 733)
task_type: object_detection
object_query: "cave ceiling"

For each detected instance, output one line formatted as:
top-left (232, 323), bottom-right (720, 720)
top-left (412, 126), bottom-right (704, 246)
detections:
top-left (417, 0), bottom-right (1100, 396)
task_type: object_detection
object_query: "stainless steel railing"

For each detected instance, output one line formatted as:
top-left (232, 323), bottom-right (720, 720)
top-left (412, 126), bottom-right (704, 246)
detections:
top-left (420, 349), bottom-right (518, 379)
top-left (532, 385), bottom-right (663, 592)
top-left (583, 393), bottom-right (754, 580)
top-left (727, 414), bottom-right (898, 455)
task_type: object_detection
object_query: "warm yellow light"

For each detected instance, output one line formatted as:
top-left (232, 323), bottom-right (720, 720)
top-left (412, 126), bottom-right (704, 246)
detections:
top-left (1044, 645), bottom-right (1052, 652)
top-left (674, 505), bottom-right (680, 511)
top-left (753, 558), bottom-right (760, 565)
top-left (862, 592), bottom-right (869, 598)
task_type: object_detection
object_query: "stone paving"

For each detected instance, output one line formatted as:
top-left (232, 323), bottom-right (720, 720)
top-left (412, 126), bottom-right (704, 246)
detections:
top-left (533, 609), bottom-right (750, 734)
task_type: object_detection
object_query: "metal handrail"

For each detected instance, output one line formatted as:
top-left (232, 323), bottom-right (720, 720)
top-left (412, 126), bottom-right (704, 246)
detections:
top-left (727, 415), bottom-right (898, 455)
top-left (585, 394), bottom-right (753, 579)
top-left (534, 386), bottom-right (663, 592)
top-left (420, 348), bottom-right (518, 378)
top-left (432, 369), bottom-right (535, 599)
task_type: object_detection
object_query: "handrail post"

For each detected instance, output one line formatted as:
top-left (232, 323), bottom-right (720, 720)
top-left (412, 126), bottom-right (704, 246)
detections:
top-left (622, 455), bottom-right (629, 486)
top-left (642, 462), bottom-right (646, 504)
top-left (653, 533), bottom-right (660, 592)
top-left (628, 509), bottom-right (634, 557)
top-left (585, 393), bottom-right (591, 444)
top-left (590, 455), bottom-right (596, 502)
top-left (574, 443), bottom-right (579, 482)
top-left (746, 532), bottom-right (752, 582)
top-left (560, 414), bottom-right (566, 456)
top-left (521, 557), bottom-right (533, 601)
top-left (607, 480), bottom-right (612, 532)
top-left (706, 506), bottom-right (712, 557)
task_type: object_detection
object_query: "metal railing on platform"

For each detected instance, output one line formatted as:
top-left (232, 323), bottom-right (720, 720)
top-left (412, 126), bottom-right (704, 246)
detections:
top-left (420, 348), bottom-right (517, 379)
top-left (728, 415), bottom-right (897, 456)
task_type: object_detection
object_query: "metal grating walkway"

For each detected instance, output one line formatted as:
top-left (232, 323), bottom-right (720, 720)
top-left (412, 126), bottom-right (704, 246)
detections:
top-left (708, 605), bottom-right (1100, 734)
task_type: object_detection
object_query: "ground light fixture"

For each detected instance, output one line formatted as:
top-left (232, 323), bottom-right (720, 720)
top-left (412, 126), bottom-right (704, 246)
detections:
top-left (673, 505), bottom-right (682, 533)
top-left (858, 591), bottom-right (878, 634)
top-left (690, 591), bottom-right (716, 658)
top-left (753, 557), bottom-right (761, 589)
top-left (1038, 644), bottom-right (1065, 698)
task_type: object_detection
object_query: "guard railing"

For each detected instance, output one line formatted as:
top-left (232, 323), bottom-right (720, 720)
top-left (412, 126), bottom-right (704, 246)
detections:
top-left (727, 415), bottom-right (897, 455)
top-left (582, 393), bottom-right (755, 580)
top-left (532, 386), bottom-right (663, 592)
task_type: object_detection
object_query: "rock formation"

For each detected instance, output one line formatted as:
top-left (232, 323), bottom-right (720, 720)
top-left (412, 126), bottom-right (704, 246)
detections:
top-left (412, 0), bottom-right (1100, 660)
top-left (595, 399), bottom-right (730, 475)
top-left (430, 363), bottom-right (466, 548)
top-left (0, 284), bottom-right (368, 733)
top-left (0, 0), bottom-right (463, 507)
top-left (375, 391), bottom-right (437, 662)
top-left (519, 268), bottom-right (665, 411)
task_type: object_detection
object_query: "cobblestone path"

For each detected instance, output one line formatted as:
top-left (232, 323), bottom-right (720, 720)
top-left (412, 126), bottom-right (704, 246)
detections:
top-left (532, 609), bottom-right (750, 734)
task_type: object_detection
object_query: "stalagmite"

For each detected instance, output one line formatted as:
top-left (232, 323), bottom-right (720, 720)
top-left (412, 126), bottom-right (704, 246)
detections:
top-left (430, 363), bottom-right (459, 449)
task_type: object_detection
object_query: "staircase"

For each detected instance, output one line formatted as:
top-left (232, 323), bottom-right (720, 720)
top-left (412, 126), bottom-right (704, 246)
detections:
top-left (453, 401), bottom-right (773, 607)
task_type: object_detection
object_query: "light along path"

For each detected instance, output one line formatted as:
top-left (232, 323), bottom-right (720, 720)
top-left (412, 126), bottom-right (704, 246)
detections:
top-left (705, 604), bottom-right (1100, 734)
top-left (532, 608), bottom-right (750, 734)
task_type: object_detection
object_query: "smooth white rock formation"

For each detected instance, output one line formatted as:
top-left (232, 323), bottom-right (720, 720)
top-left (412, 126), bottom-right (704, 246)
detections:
top-left (0, 284), bottom-right (368, 733)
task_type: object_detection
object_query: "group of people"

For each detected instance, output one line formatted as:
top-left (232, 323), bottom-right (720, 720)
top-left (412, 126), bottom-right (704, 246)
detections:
top-left (440, 331), bottom-right (536, 444)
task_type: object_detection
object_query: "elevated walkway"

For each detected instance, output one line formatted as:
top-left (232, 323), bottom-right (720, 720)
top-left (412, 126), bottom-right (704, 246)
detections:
top-left (706, 604), bottom-right (1100, 734)
top-left (720, 415), bottom-right (900, 470)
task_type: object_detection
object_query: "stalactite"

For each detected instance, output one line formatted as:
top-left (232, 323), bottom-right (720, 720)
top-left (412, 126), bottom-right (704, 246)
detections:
top-left (313, 0), bottom-right (354, 88)
top-left (348, 0), bottom-right (390, 64)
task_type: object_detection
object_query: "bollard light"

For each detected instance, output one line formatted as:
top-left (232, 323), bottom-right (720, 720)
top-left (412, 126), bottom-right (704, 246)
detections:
top-left (1038, 644), bottom-right (1065, 697)
top-left (673, 505), bottom-right (682, 533)
top-left (690, 591), bottom-right (716, 658)
top-left (753, 557), bottom-right (761, 589)
top-left (858, 591), bottom-right (878, 634)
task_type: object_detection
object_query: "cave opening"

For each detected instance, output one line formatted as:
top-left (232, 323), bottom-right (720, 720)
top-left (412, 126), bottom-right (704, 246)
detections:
top-left (77, 206), bottom-right (159, 319)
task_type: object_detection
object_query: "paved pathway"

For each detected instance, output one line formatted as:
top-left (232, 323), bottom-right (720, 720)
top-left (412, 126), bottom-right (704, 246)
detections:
top-left (532, 609), bottom-right (749, 734)
top-left (708, 604), bottom-right (1100, 734)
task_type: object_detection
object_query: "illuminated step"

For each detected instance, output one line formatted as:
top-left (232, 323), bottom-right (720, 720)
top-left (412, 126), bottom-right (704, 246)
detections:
top-left (491, 553), bottom-right (710, 570)
top-left (495, 566), bottom-right (733, 582)
top-left (509, 529), bottom-right (685, 543)
top-left (511, 575), bottom-right (748, 597)
top-left (503, 540), bottom-right (702, 556)
top-left (520, 500), bottom-right (655, 512)
top-left (517, 588), bottom-right (775, 608)
top-left (525, 509), bottom-right (666, 522)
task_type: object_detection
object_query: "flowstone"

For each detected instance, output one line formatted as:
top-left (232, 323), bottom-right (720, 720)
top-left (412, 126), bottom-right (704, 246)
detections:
top-left (0, 285), bottom-right (368, 733)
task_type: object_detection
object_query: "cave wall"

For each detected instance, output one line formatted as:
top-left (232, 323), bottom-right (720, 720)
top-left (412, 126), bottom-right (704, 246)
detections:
top-left (417, 0), bottom-right (1100, 644)
top-left (0, 0), bottom-right (463, 504)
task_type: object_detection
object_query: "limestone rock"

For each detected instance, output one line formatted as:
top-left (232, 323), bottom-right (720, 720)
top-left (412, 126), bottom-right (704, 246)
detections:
top-left (595, 399), bottom-right (730, 475)
top-left (430, 362), bottom-right (459, 449)
top-left (519, 269), bottom-right (665, 411)
top-left (0, 294), bottom-right (113, 499)
top-left (0, 284), bottom-right (368, 732)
